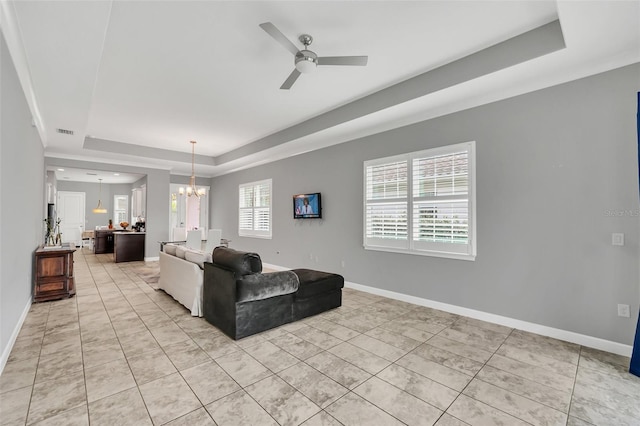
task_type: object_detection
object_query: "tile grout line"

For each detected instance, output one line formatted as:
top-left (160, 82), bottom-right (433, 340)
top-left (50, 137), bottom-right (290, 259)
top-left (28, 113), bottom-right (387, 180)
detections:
top-left (20, 301), bottom-right (50, 426)
top-left (84, 249), bottom-right (157, 424)
top-left (14, 248), bottom-right (635, 426)
top-left (448, 325), bottom-right (579, 424)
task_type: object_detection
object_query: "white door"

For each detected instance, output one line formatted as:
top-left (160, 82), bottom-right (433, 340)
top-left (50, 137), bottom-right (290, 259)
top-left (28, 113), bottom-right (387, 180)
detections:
top-left (57, 191), bottom-right (85, 247)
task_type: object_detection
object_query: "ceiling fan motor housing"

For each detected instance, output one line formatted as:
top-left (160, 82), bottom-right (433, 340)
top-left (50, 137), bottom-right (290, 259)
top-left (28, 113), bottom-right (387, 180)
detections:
top-left (295, 50), bottom-right (317, 73)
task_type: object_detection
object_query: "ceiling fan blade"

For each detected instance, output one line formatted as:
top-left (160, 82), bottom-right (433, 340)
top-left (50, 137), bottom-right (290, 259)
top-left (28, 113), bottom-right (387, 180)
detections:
top-left (280, 69), bottom-right (301, 90)
top-left (259, 22), bottom-right (300, 56)
top-left (317, 56), bottom-right (368, 66)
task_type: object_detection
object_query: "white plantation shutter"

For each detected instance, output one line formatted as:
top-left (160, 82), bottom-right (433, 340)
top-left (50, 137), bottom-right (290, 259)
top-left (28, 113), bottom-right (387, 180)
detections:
top-left (364, 158), bottom-right (409, 249)
top-left (364, 142), bottom-right (476, 260)
top-left (238, 179), bottom-right (272, 238)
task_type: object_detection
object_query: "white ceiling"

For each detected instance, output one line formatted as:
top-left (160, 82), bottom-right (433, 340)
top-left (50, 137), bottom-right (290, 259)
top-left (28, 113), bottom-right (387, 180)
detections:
top-left (2, 1), bottom-right (639, 177)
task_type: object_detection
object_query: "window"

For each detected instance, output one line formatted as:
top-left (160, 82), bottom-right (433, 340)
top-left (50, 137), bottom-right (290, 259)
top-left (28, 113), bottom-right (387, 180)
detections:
top-left (239, 179), bottom-right (272, 239)
top-left (113, 195), bottom-right (128, 224)
top-left (364, 141), bottom-right (476, 260)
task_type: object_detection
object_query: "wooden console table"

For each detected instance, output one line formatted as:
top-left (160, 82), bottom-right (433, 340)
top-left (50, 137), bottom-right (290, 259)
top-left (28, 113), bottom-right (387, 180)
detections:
top-left (34, 243), bottom-right (76, 302)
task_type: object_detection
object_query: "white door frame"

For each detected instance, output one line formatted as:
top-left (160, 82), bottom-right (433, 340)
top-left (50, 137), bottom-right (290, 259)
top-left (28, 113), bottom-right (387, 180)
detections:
top-left (57, 191), bottom-right (86, 247)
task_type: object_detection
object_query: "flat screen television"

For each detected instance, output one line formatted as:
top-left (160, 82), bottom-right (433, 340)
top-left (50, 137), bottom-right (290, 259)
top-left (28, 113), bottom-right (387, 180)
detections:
top-left (293, 193), bottom-right (322, 219)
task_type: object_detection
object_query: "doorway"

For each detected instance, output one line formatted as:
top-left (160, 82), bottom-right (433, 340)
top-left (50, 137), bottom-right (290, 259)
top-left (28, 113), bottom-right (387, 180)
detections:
top-left (57, 191), bottom-right (85, 246)
top-left (169, 183), bottom-right (209, 240)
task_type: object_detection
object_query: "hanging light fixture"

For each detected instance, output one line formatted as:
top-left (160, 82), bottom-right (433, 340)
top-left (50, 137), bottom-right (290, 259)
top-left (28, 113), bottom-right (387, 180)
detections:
top-left (186, 140), bottom-right (205, 198)
top-left (93, 178), bottom-right (107, 213)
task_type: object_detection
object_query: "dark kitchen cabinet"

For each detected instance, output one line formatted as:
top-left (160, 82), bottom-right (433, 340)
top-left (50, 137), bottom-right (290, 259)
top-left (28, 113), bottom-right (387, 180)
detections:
top-left (94, 230), bottom-right (114, 254)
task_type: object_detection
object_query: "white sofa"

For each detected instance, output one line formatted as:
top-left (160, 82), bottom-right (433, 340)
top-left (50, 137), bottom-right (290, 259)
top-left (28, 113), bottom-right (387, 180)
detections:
top-left (159, 244), bottom-right (212, 317)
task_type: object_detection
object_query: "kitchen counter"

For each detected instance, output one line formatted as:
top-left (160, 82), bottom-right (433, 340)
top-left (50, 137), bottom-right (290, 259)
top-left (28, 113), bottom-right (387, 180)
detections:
top-left (113, 232), bottom-right (145, 263)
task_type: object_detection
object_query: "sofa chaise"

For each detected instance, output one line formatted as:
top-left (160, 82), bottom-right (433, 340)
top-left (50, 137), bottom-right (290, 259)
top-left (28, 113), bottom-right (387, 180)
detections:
top-left (203, 247), bottom-right (344, 339)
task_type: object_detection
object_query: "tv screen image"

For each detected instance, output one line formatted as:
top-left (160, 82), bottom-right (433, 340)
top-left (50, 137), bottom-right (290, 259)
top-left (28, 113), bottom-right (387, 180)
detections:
top-left (293, 193), bottom-right (322, 219)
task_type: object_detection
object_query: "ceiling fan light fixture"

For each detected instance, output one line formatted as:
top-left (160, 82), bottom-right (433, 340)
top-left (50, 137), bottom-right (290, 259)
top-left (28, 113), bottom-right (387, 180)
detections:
top-left (260, 23), bottom-right (368, 89)
top-left (295, 53), bottom-right (317, 73)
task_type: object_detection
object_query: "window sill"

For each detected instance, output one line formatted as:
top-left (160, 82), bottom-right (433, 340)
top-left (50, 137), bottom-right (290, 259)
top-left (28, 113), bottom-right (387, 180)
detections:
top-left (238, 233), bottom-right (272, 240)
top-left (364, 245), bottom-right (476, 261)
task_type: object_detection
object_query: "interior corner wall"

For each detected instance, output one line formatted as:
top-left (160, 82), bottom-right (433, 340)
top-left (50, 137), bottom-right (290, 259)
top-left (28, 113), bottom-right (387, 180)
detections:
top-left (0, 32), bottom-right (45, 360)
top-left (211, 63), bottom-right (640, 345)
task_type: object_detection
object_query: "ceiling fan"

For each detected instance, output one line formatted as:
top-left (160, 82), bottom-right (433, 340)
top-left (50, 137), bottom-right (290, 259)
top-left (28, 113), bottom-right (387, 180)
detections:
top-left (259, 22), bottom-right (368, 90)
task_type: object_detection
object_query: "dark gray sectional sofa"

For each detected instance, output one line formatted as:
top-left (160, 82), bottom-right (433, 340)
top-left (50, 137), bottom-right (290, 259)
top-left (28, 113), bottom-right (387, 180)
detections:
top-left (203, 247), bottom-right (344, 340)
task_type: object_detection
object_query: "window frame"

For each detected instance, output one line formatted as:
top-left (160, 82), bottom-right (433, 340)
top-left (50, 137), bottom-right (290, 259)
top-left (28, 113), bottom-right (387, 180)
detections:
top-left (113, 194), bottom-right (129, 224)
top-left (238, 179), bottom-right (272, 239)
top-left (363, 141), bottom-right (476, 261)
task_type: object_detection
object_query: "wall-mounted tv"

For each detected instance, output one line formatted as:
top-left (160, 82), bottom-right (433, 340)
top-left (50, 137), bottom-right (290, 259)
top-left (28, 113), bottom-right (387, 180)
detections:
top-left (293, 193), bottom-right (322, 219)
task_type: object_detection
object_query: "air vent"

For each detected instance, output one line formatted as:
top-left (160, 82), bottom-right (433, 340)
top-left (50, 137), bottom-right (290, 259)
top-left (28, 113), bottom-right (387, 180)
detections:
top-left (56, 128), bottom-right (74, 135)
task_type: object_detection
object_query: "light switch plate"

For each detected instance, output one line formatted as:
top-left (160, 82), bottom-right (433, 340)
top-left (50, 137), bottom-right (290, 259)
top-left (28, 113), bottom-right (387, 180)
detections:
top-left (612, 233), bottom-right (624, 246)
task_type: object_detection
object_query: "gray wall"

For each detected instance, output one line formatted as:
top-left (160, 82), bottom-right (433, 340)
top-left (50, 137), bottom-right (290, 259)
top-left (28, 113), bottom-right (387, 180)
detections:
top-left (211, 64), bottom-right (640, 345)
top-left (0, 33), bottom-right (45, 360)
top-left (45, 159), bottom-right (170, 258)
top-left (56, 181), bottom-right (132, 230)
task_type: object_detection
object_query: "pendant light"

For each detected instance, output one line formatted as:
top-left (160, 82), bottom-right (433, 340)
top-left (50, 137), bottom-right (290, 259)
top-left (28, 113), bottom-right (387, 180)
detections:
top-left (93, 178), bottom-right (107, 213)
top-left (183, 140), bottom-right (205, 198)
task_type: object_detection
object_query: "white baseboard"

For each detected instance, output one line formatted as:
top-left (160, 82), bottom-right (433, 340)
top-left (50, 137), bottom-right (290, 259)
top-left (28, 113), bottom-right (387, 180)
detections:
top-left (0, 297), bottom-right (32, 375)
top-left (259, 262), bottom-right (633, 356)
top-left (144, 256), bottom-right (159, 262)
top-left (345, 281), bottom-right (633, 357)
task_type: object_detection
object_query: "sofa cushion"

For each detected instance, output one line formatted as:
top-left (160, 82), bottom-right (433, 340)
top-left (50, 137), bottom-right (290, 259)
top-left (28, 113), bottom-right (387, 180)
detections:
top-left (291, 269), bottom-right (344, 299)
top-left (236, 271), bottom-right (299, 303)
top-left (213, 247), bottom-right (262, 276)
top-left (163, 243), bottom-right (178, 256)
top-left (185, 250), bottom-right (213, 269)
top-left (175, 245), bottom-right (188, 259)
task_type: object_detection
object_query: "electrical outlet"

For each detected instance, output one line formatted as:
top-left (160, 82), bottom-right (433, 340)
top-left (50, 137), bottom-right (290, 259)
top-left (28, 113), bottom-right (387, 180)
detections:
top-left (612, 233), bottom-right (624, 246)
top-left (618, 304), bottom-right (630, 318)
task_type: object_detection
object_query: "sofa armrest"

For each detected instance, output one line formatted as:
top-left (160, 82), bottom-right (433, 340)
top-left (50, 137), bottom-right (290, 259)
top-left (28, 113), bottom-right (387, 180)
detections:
top-left (213, 247), bottom-right (262, 275)
top-left (236, 271), bottom-right (299, 303)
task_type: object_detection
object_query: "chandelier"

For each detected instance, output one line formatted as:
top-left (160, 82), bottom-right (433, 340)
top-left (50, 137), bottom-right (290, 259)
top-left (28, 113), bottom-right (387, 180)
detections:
top-left (179, 140), bottom-right (205, 198)
top-left (92, 178), bottom-right (107, 213)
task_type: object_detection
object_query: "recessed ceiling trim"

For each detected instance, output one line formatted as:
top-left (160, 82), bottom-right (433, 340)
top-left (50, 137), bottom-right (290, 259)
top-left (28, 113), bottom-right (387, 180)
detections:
top-left (216, 19), bottom-right (565, 166)
top-left (83, 136), bottom-right (216, 166)
top-left (44, 151), bottom-right (173, 172)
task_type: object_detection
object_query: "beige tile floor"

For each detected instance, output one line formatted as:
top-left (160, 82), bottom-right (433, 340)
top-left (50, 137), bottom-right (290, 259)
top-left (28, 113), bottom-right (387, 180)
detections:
top-left (1, 248), bottom-right (639, 425)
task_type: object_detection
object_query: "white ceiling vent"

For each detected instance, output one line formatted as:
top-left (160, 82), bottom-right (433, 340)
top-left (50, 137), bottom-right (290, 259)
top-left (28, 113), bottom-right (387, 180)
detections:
top-left (56, 128), bottom-right (74, 135)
